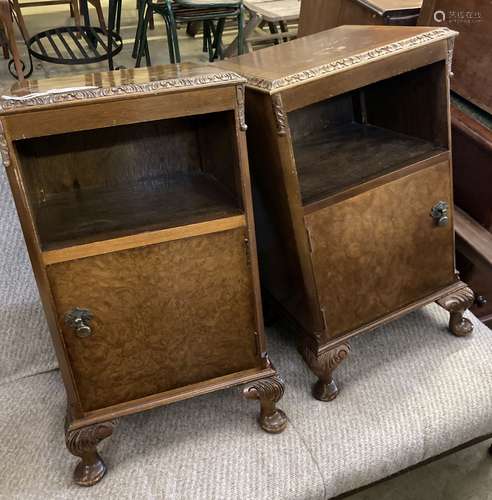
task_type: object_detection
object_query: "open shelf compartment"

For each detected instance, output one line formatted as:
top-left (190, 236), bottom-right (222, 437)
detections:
top-left (14, 111), bottom-right (243, 251)
top-left (288, 61), bottom-right (449, 206)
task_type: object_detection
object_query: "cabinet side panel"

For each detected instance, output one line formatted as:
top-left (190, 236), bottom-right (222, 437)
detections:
top-left (246, 91), bottom-right (323, 335)
top-left (306, 160), bottom-right (456, 338)
top-left (3, 125), bottom-right (83, 415)
top-left (47, 227), bottom-right (260, 411)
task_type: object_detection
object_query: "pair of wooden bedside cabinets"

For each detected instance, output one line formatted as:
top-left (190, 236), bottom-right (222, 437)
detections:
top-left (1, 25), bottom-right (475, 485)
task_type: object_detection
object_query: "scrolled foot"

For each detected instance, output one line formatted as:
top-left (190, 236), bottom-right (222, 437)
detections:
top-left (436, 286), bottom-right (474, 337)
top-left (65, 419), bottom-right (117, 486)
top-left (243, 376), bottom-right (288, 434)
top-left (300, 343), bottom-right (350, 402)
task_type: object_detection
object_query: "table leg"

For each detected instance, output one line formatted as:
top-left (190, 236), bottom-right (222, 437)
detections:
top-left (223, 11), bottom-right (262, 58)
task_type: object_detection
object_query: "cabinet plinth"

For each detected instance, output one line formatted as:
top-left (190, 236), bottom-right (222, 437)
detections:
top-left (1, 63), bottom-right (287, 485)
top-left (220, 25), bottom-right (473, 399)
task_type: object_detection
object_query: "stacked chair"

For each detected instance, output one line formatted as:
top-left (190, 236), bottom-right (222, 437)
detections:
top-left (133, 0), bottom-right (245, 66)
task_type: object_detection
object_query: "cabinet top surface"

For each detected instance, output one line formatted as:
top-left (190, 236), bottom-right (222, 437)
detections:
top-left (219, 25), bottom-right (457, 93)
top-left (0, 63), bottom-right (245, 114)
top-left (358, 0), bottom-right (422, 14)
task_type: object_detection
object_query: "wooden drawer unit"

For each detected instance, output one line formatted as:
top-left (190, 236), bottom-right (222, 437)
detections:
top-left (221, 26), bottom-right (474, 401)
top-left (0, 63), bottom-right (287, 486)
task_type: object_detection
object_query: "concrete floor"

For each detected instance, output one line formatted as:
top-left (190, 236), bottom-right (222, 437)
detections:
top-left (1, 4), bottom-right (491, 498)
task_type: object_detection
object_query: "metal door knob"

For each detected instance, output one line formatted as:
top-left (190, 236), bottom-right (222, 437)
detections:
top-left (64, 308), bottom-right (93, 338)
top-left (430, 201), bottom-right (449, 226)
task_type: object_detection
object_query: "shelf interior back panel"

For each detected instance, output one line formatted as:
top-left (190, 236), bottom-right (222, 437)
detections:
top-left (13, 112), bottom-right (243, 251)
top-left (293, 122), bottom-right (446, 206)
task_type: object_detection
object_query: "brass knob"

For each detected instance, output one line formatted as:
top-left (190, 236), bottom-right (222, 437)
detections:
top-left (430, 201), bottom-right (449, 226)
top-left (64, 308), bottom-right (93, 338)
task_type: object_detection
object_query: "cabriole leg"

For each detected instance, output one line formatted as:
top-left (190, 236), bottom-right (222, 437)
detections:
top-left (436, 285), bottom-right (474, 337)
top-left (300, 343), bottom-right (350, 401)
top-left (243, 376), bottom-right (288, 433)
top-left (65, 416), bottom-right (117, 486)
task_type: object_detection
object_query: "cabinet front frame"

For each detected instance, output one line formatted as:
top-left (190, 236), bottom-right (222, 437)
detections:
top-left (3, 86), bottom-right (237, 140)
top-left (280, 41), bottom-right (448, 113)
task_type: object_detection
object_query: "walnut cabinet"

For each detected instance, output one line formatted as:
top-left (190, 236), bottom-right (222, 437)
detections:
top-left (221, 26), bottom-right (475, 401)
top-left (0, 64), bottom-right (287, 486)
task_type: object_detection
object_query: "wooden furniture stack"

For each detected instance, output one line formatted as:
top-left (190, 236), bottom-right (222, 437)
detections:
top-left (221, 25), bottom-right (474, 400)
top-left (298, 0), bottom-right (422, 37)
top-left (0, 63), bottom-right (287, 486)
top-left (223, 0), bottom-right (301, 57)
top-left (419, 0), bottom-right (492, 327)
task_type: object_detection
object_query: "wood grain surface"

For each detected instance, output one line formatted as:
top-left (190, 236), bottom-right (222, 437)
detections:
top-left (305, 160), bottom-right (455, 338)
top-left (219, 25), bottom-right (454, 93)
top-left (15, 111), bottom-right (242, 250)
top-left (47, 227), bottom-right (260, 411)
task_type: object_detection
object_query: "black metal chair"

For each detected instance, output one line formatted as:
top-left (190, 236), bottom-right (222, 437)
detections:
top-left (133, 0), bottom-right (245, 66)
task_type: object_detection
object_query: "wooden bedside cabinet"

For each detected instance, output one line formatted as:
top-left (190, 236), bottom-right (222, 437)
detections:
top-left (0, 64), bottom-right (287, 486)
top-left (220, 26), bottom-right (475, 401)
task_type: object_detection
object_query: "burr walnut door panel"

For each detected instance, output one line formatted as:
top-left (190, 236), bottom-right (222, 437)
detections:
top-left (47, 227), bottom-right (260, 412)
top-left (306, 160), bottom-right (456, 339)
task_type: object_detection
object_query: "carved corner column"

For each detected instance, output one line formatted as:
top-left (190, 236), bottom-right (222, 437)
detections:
top-left (236, 84), bottom-right (248, 132)
top-left (271, 93), bottom-right (288, 136)
top-left (243, 376), bottom-right (288, 433)
top-left (65, 412), bottom-right (117, 486)
top-left (300, 343), bottom-right (350, 401)
top-left (436, 285), bottom-right (474, 337)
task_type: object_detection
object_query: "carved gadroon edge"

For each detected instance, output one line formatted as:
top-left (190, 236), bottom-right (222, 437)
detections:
top-left (244, 28), bottom-right (458, 93)
top-left (271, 93), bottom-right (288, 136)
top-left (0, 71), bottom-right (246, 112)
top-left (0, 119), bottom-right (10, 168)
top-left (236, 84), bottom-right (247, 131)
top-left (436, 285), bottom-right (474, 337)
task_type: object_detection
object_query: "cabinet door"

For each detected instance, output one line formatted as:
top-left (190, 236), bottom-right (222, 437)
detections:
top-left (305, 160), bottom-right (456, 339)
top-left (47, 227), bottom-right (260, 412)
